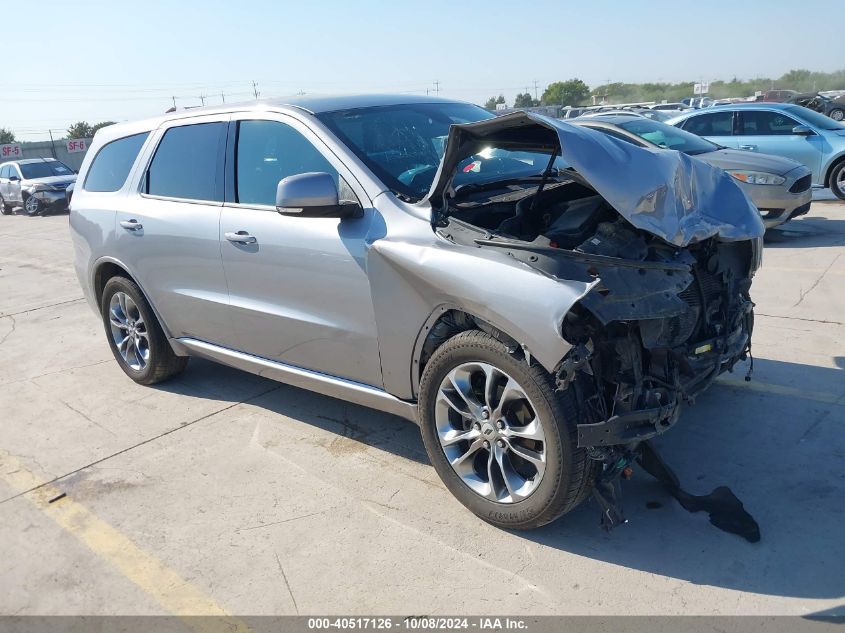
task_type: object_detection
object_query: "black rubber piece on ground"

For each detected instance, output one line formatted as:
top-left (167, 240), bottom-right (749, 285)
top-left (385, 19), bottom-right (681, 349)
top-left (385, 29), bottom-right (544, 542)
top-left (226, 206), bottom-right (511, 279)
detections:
top-left (638, 440), bottom-right (761, 543)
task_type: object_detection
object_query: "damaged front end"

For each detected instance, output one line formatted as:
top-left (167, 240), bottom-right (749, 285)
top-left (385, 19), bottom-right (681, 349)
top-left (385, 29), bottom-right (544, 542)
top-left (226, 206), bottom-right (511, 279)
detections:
top-left (429, 112), bottom-right (764, 534)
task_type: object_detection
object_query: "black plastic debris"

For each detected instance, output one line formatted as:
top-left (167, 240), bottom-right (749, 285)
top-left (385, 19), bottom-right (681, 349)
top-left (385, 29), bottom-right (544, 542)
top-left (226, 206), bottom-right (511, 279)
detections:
top-left (637, 440), bottom-right (761, 542)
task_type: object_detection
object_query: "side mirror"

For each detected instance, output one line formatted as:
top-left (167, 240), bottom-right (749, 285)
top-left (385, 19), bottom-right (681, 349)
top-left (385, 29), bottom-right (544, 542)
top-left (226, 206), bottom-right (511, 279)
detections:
top-left (8, 175), bottom-right (20, 182)
top-left (275, 172), bottom-right (363, 219)
top-left (792, 125), bottom-right (814, 136)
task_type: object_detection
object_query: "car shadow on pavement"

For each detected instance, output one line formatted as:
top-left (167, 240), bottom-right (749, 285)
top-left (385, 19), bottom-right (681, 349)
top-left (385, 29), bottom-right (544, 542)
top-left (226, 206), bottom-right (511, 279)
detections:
top-left (156, 354), bottom-right (845, 600)
top-left (766, 215), bottom-right (845, 247)
top-left (519, 355), bottom-right (845, 601)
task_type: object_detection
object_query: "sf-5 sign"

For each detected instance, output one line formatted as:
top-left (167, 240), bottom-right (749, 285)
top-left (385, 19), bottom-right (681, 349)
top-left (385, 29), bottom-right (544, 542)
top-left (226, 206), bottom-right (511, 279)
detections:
top-left (1, 144), bottom-right (22, 159)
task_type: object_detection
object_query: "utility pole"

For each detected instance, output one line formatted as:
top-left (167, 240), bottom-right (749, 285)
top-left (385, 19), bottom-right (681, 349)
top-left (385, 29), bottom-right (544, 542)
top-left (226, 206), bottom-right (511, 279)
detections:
top-left (172, 96), bottom-right (177, 109)
top-left (533, 80), bottom-right (539, 102)
top-left (220, 92), bottom-right (225, 103)
top-left (434, 80), bottom-right (440, 95)
top-left (252, 81), bottom-right (260, 99)
top-left (199, 95), bottom-right (206, 106)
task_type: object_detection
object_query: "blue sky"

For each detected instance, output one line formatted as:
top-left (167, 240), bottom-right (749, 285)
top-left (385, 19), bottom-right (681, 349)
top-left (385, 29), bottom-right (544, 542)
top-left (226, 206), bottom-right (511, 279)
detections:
top-left (3, 0), bottom-right (843, 139)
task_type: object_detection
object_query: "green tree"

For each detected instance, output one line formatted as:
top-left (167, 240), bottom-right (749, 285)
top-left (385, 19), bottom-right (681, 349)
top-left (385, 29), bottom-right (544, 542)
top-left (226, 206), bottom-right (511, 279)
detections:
top-left (67, 121), bottom-right (95, 139)
top-left (91, 121), bottom-right (117, 135)
top-left (483, 94), bottom-right (506, 110)
top-left (513, 92), bottom-right (537, 108)
top-left (0, 128), bottom-right (15, 144)
top-left (541, 79), bottom-right (590, 106)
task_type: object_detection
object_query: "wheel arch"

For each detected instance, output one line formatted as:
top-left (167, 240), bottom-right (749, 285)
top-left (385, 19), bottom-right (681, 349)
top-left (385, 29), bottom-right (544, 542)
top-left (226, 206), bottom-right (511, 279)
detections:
top-left (91, 257), bottom-right (176, 341)
top-left (823, 152), bottom-right (845, 188)
top-left (410, 304), bottom-right (554, 399)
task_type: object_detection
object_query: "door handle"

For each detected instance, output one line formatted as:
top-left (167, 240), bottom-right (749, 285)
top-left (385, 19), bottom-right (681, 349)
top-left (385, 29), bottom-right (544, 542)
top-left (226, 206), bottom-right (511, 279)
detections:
top-left (739, 144), bottom-right (757, 151)
top-left (119, 219), bottom-right (143, 231)
top-left (225, 231), bottom-right (257, 244)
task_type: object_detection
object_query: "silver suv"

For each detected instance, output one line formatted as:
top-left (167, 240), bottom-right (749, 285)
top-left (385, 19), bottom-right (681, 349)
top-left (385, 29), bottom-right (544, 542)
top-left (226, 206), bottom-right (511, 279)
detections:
top-left (71, 95), bottom-right (763, 530)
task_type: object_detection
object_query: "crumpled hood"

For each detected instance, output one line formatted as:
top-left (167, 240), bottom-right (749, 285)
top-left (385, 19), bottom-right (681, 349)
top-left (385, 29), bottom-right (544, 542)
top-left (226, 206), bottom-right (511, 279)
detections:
top-left (425, 111), bottom-right (764, 247)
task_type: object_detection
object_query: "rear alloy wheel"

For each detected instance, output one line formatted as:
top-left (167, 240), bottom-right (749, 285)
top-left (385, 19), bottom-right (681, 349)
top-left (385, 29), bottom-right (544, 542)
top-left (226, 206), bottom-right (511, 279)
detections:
top-left (831, 161), bottom-right (845, 201)
top-left (418, 330), bottom-right (597, 530)
top-left (101, 276), bottom-right (188, 385)
top-left (23, 194), bottom-right (42, 216)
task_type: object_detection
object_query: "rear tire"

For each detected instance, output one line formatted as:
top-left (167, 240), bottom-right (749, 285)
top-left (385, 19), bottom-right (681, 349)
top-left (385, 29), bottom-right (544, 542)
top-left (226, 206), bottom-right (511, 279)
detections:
top-left (418, 330), bottom-right (597, 530)
top-left (100, 276), bottom-right (188, 385)
top-left (830, 161), bottom-right (845, 201)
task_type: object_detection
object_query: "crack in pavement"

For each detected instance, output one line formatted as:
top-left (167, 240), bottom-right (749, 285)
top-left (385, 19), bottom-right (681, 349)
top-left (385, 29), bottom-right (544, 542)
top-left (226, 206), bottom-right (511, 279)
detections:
top-left (0, 314), bottom-right (16, 347)
top-left (274, 552), bottom-right (299, 615)
top-left (792, 254), bottom-right (842, 308)
top-left (0, 383), bottom-right (284, 506)
top-left (756, 312), bottom-right (845, 326)
top-left (0, 297), bottom-right (85, 318)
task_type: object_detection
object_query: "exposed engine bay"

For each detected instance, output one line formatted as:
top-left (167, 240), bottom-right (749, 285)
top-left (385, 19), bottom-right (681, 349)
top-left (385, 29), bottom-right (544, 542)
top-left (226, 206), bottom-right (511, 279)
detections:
top-left (441, 176), bottom-right (757, 445)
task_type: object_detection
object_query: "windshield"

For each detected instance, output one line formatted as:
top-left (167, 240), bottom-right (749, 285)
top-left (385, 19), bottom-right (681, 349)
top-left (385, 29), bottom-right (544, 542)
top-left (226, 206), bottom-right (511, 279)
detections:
top-left (318, 102), bottom-right (500, 200)
top-left (19, 160), bottom-right (74, 179)
top-left (617, 118), bottom-right (718, 155)
top-left (785, 105), bottom-right (845, 131)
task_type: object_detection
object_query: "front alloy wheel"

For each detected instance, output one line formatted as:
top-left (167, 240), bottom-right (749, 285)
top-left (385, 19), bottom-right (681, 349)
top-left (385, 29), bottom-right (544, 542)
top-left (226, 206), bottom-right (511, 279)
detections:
top-left (435, 362), bottom-right (546, 503)
top-left (419, 330), bottom-right (597, 530)
top-left (831, 161), bottom-right (845, 201)
top-left (24, 195), bottom-right (41, 216)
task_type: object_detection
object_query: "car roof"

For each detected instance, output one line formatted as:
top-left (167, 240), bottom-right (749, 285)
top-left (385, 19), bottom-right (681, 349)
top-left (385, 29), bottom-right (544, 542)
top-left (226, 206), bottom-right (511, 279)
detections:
top-left (573, 114), bottom-right (655, 127)
top-left (8, 158), bottom-right (59, 165)
top-left (90, 94), bottom-right (473, 145)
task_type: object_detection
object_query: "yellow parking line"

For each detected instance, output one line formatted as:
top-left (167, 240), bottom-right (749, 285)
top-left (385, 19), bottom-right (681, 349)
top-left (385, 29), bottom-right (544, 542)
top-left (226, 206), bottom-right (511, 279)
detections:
top-left (0, 450), bottom-right (250, 632)
top-left (717, 377), bottom-right (844, 406)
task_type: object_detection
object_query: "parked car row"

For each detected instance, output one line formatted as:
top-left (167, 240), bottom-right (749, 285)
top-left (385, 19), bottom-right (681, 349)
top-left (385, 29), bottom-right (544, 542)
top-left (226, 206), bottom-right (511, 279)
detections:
top-left (667, 103), bottom-right (845, 200)
top-left (0, 158), bottom-right (76, 216)
top-left (572, 114), bottom-right (813, 229)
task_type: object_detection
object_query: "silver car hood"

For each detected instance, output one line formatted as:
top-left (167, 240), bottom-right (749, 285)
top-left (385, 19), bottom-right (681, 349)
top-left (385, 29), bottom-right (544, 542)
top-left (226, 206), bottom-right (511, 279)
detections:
top-left (425, 111), bottom-right (764, 247)
top-left (697, 148), bottom-right (805, 176)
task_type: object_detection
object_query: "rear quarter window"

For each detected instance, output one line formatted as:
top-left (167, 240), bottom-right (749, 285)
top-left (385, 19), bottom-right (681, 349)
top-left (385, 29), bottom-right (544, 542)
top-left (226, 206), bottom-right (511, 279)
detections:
top-left (83, 132), bottom-right (149, 192)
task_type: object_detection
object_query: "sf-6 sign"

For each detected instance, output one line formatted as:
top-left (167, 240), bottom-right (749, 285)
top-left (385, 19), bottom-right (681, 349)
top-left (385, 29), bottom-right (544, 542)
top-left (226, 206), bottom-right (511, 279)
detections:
top-left (66, 139), bottom-right (87, 153)
top-left (1, 144), bottom-right (22, 159)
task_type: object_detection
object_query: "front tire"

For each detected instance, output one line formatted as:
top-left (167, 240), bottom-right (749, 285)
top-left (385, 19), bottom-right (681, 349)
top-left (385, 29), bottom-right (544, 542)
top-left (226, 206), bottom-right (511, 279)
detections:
top-left (418, 330), bottom-right (596, 530)
top-left (0, 195), bottom-right (10, 215)
top-left (23, 194), bottom-right (42, 216)
top-left (100, 276), bottom-right (188, 385)
top-left (830, 161), bottom-right (845, 201)
top-left (829, 108), bottom-right (845, 122)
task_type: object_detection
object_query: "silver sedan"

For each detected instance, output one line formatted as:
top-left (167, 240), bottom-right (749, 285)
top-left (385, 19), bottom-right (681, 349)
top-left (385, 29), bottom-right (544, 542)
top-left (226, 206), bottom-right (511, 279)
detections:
top-left (574, 114), bottom-right (812, 229)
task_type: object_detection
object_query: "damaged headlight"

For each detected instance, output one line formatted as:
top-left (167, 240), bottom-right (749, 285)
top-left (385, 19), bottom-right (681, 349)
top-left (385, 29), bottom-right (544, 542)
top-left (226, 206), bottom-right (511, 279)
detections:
top-left (728, 171), bottom-right (786, 186)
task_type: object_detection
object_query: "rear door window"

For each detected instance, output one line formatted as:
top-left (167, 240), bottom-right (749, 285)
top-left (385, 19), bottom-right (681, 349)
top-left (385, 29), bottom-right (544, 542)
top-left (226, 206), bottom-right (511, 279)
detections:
top-left (146, 122), bottom-right (226, 201)
top-left (679, 111), bottom-right (734, 136)
top-left (83, 133), bottom-right (149, 192)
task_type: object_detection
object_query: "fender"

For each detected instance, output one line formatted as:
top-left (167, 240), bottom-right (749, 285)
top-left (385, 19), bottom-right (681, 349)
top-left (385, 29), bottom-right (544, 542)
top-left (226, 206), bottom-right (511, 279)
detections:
top-left (367, 236), bottom-right (595, 400)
